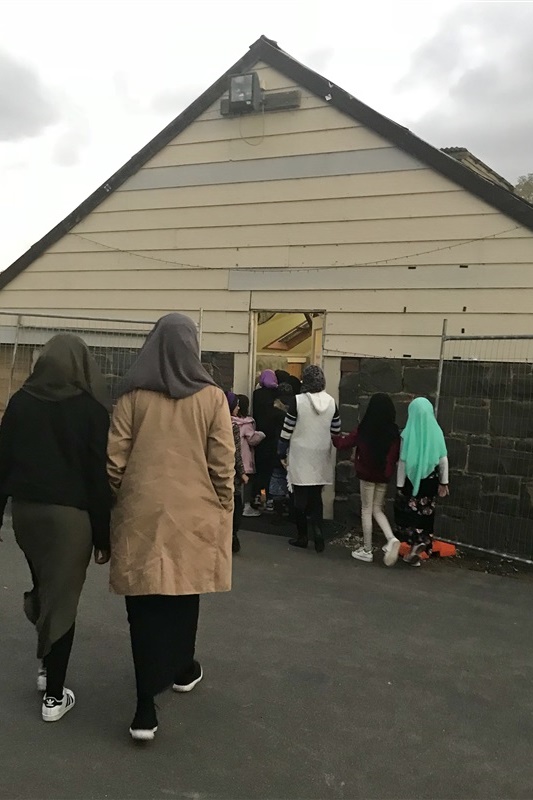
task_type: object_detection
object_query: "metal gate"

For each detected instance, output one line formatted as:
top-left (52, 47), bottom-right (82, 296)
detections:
top-left (435, 320), bottom-right (533, 563)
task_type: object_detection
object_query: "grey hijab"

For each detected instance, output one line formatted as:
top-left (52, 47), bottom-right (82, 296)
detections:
top-left (119, 313), bottom-right (215, 400)
top-left (23, 333), bottom-right (111, 411)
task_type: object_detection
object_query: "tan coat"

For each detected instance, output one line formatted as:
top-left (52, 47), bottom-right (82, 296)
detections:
top-left (107, 386), bottom-right (235, 596)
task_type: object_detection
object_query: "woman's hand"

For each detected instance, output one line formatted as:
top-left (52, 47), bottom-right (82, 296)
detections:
top-left (94, 549), bottom-right (110, 565)
top-left (438, 484), bottom-right (450, 498)
top-left (241, 474), bottom-right (249, 485)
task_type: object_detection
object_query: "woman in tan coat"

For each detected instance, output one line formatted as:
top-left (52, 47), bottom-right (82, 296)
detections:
top-left (107, 313), bottom-right (235, 741)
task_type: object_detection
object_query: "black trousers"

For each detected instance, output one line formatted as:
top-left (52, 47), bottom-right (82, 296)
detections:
top-left (126, 594), bottom-right (200, 699)
top-left (292, 485), bottom-right (324, 539)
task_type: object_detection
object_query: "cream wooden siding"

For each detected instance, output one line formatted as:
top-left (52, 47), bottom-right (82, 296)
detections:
top-left (1, 61), bottom-right (532, 361)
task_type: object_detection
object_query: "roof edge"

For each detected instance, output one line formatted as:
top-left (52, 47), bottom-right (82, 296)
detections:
top-left (3, 34), bottom-right (533, 290)
top-left (0, 37), bottom-right (269, 289)
top-left (256, 38), bottom-right (533, 233)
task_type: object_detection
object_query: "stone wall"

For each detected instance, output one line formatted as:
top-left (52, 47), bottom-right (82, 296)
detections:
top-left (335, 357), bottom-right (438, 528)
top-left (335, 357), bottom-right (533, 560)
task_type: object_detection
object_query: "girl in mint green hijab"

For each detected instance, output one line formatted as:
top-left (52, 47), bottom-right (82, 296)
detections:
top-left (401, 398), bottom-right (447, 496)
top-left (395, 398), bottom-right (449, 566)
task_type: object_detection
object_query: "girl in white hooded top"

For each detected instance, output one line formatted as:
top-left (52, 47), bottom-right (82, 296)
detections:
top-left (278, 365), bottom-right (341, 553)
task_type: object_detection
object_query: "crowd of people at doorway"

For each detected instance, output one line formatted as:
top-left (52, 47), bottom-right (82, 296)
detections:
top-left (231, 370), bottom-right (449, 564)
top-left (0, 312), bottom-right (449, 744)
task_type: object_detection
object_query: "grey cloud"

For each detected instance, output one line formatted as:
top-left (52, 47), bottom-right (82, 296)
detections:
top-left (397, 4), bottom-right (533, 183)
top-left (0, 49), bottom-right (60, 141)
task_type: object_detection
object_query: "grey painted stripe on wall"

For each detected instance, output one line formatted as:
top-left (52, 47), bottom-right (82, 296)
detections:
top-left (119, 149), bottom-right (424, 191)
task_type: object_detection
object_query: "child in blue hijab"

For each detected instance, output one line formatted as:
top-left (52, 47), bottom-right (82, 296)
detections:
top-left (394, 397), bottom-right (449, 566)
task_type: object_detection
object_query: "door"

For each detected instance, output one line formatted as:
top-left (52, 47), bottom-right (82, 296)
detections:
top-left (311, 315), bottom-right (324, 366)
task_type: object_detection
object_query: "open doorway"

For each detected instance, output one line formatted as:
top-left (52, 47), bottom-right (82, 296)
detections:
top-left (252, 310), bottom-right (325, 389)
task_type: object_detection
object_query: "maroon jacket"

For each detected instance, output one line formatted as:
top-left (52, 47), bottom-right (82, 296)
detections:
top-left (333, 427), bottom-right (400, 484)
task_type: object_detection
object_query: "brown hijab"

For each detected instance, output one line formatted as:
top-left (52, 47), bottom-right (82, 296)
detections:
top-left (119, 313), bottom-right (215, 400)
top-left (23, 333), bottom-right (111, 411)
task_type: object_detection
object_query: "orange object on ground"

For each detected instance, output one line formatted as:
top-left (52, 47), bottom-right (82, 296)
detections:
top-left (399, 540), bottom-right (456, 559)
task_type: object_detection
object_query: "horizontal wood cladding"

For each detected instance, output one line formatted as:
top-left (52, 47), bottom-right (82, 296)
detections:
top-left (249, 287), bottom-right (533, 314)
top-left (77, 195), bottom-right (499, 234)
top-left (47, 216), bottom-right (526, 254)
top-left (0, 290), bottom-right (250, 312)
top-left (144, 129), bottom-right (392, 169)
top-left (163, 105), bottom-right (365, 146)
top-left (97, 171), bottom-right (460, 211)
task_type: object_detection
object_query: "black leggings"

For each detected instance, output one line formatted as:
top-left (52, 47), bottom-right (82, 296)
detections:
top-left (292, 485), bottom-right (324, 538)
top-left (26, 555), bottom-right (75, 700)
top-left (44, 624), bottom-right (76, 700)
top-left (126, 594), bottom-right (200, 700)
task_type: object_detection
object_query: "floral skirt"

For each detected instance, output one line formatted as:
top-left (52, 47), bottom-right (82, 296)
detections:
top-left (394, 471), bottom-right (439, 554)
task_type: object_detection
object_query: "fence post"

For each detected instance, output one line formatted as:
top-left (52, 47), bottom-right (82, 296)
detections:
top-left (198, 308), bottom-right (204, 356)
top-left (6, 315), bottom-right (22, 408)
top-left (435, 318), bottom-right (448, 417)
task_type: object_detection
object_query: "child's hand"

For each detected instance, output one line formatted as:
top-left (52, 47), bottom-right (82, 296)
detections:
top-left (438, 484), bottom-right (449, 498)
top-left (281, 459), bottom-right (288, 469)
top-left (241, 474), bottom-right (249, 485)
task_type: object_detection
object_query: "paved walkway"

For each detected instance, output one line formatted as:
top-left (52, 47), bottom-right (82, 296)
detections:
top-left (1, 527), bottom-right (532, 800)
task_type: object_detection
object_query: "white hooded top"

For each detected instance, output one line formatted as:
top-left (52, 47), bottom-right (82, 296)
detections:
top-left (287, 391), bottom-right (336, 488)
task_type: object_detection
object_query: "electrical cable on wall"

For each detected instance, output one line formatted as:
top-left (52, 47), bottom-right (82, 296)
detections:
top-left (70, 223), bottom-right (522, 272)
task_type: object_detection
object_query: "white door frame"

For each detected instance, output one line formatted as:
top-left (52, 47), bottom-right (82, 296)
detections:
top-left (248, 308), bottom-right (326, 394)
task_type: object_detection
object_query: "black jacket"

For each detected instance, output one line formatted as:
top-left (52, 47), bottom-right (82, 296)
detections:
top-left (0, 390), bottom-right (111, 549)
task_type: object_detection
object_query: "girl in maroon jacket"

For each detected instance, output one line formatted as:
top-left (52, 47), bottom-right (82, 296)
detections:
top-left (333, 393), bottom-right (401, 566)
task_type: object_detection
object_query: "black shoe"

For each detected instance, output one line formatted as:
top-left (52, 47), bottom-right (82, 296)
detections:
top-left (173, 660), bottom-right (203, 693)
top-left (232, 535), bottom-right (241, 553)
top-left (130, 698), bottom-right (158, 741)
top-left (314, 534), bottom-right (325, 553)
top-left (289, 537), bottom-right (308, 549)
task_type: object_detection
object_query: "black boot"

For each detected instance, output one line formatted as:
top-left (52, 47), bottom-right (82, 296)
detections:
top-left (289, 535), bottom-right (308, 549)
top-left (232, 534), bottom-right (241, 554)
top-left (310, 520), bottom-right (325, 554)
top-left (289, 513), bottom-right (308, 548)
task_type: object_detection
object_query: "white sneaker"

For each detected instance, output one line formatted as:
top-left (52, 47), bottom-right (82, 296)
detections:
top-left (243, 504), bottom-right (261, 518)
top-left (172, 661), bottom-right (203, 693)
top-left (130, 725), bottom-right (158, 741)
top-left (37, 665), bottom-right (47, 692)
top-left (42, 689), bottom-right (75, 722)
top-left (383, 538), bottom-right (401, 567)
top-left (351, 547), bottom-right (373, 563)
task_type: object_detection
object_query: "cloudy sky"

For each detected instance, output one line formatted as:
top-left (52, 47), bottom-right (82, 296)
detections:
top-left (1, 0), bottom-right (532, 269)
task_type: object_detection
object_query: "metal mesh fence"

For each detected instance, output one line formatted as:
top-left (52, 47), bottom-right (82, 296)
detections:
top-left (436, 330), bottom-right (533, 563)
top-left (0, 312), bottom-right (156, 413)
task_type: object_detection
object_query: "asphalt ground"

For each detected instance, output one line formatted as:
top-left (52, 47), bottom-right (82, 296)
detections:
top-left (1, 526), bottom-right (532, 800)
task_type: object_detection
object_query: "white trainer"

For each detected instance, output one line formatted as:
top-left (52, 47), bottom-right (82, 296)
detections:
top-left (242, 504), bottom-right (261, 518)
top-left (351, 547), bottom-right (373, 563)
top-left (383, 538), bottom-right (401, 567)
top-left (129, 725), bottom-right (158, 741)
top-left (42, 689), bottom-right (75, 722)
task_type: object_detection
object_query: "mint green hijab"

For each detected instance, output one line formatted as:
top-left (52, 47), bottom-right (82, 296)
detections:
top-left (401, 397), bottom-right (447, 495)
